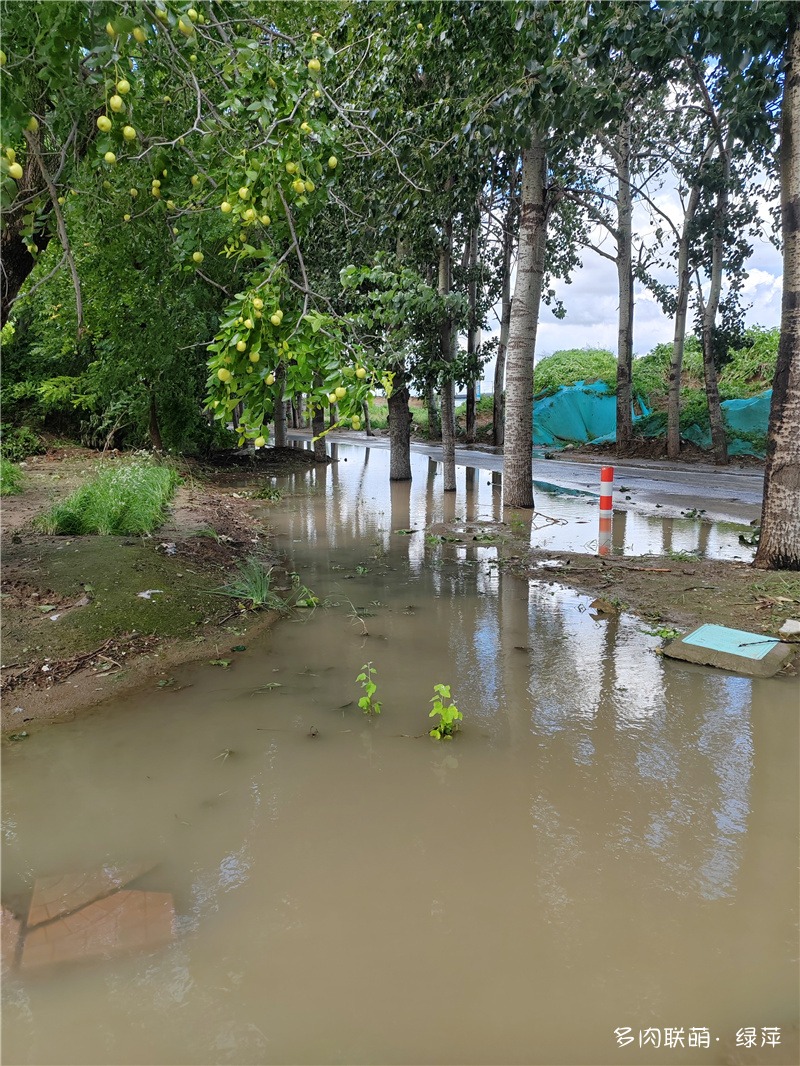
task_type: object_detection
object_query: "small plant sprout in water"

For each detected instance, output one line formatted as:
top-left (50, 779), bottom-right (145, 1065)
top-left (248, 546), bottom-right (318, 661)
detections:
top-left (429, 683), bottom-right (462, 740)
top-left (356, 662), bottom-right (381, 715)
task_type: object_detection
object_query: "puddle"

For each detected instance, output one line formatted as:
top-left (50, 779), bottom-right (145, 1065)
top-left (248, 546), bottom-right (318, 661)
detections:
top-left (2, 447), bottom-right (796, 1066)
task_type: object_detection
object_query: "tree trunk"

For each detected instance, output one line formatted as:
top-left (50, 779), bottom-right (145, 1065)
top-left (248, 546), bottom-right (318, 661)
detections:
top-left (273, 371), bottom-right (287, 447)
top-left (667, 142), bottom-right (716, 458)
top-left (700, 134), bottom-right (733, 466)
top-left (388, 367), bottom-right (413, 481)
top-left (439, 224), bottom-right (457, 493)
top-left (465, 223), bottom-right (479, 443)
top-left (503, 133), bottom-right (548, 509)
top-left (148, 390), bottom-right (163, 452)
top-left (615, 118), bottom-right (634, 452)
top-left (493, 163), bottom-right (517, 447)
top-left (426, 381), bottom-right (441, 439)
top-left (311, 403), bottom-right (327, 461)
top-left (755, 9), bottom-right (800, 569)
top-left (362, 400), bottom-right (375, 436)
top-left (329, 402), bottom-right (337, 429)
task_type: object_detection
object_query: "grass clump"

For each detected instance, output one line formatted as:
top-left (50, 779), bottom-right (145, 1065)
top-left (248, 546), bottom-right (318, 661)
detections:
top-left (35, 459), bottom-right (180, 535)
top-left (0, 456), bottom-right (23, 496)
top-left (210, 557), bottom-right (320, 613)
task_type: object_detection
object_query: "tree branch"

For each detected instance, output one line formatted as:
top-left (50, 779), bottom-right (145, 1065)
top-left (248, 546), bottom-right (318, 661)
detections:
top-left (23, 127), bottom-right (84, 334)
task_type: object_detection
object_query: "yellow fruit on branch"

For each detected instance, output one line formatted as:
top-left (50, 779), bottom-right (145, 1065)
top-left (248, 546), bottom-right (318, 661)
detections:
top-left (300, 122), bottom-right (311, 133)
top-left (220, 200), bottom-right (232, 213)
top-left (133, 27), bottom-right (147, 43)
top-left (328, 155), bottom-right (338, 169)
top-left (191, 174), bottom-right (200, 186)
top-left (122, 125), bottom-right (136, 141)
top-left (356, 366), bottom-right (367, 379)
top-left (292, 178), bottom-right (305, 195)
top-left (243, 208), bottom-right (255, 221)
top-left (192, 251), bottom-right (204, 263)
top-left (116, 78), bottom-right (130, 95)
top-left (249, 352), bottom-right (260, 363)
top-left (97, 115), bottom-right (112, 132)
top-left (5, 147), bottom-right (15, 163)
top-left (236, 340), bottom-right (247, 352)
top-left (103, 151), bottom-right (117, 164)
top-left (260, 214), bottom-right (271, 226)
top-left (178, 18), bottom-right (195, 37)
top-left (187, 8), bottom-right (198, 22)
top-left (8, 162), bottom-right (23, 180)
top-left (334, 386), bottom-right (347, 400)
top-left (130, 187), bottom-right (138, 196)
top-left (269, 312), bottom-right (282, 326)
top-left (152, 178), bottom-right (161, 188)
top-left (238, 186), bottom-right (249, 199)
top-left (217, 368), bottom-right (232, 382)
top-left (244, 318), bottom-right (254, 329)
top-left (285, 161), bottom-right (297, 174)
top-left (106, 21), bottom-right (117, 37)
top-left (304, 179), bottom-right (315, 193)
top-left (327, 393), bottom-right (337, 404)
top-left (123, 213), bottom-right (131, 221)
top-left (308, 58), bottom-right (321, 73)
top-left (109, 95), bottom-right (124, 112)
top-left (156, 9), bottom-right (168, 21)
top-left (266, 373), bottom-right (276, 385)
top-left (26, 116), bottom-right (39, 132)
top-left (253, 297), bottom-right (264, 310)
top-left (254, 436), bottom-right (266, 448)
top-left (166, 199), bottom-right (176, 208)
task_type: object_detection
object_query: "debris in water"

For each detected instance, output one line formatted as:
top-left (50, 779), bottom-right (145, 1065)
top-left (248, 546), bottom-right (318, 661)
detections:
top-left (20, 890), bottom-right (174, 972)
top-left (664, 623), bottom-right (797, 677)
top-left (27, 861), bottom-right (157, 928)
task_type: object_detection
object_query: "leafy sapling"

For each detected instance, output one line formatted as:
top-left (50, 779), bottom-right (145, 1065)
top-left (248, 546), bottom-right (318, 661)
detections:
top-left (356, 661), bottom-right (381, 715)
top-left (429, 683), bottom-right (462, 739)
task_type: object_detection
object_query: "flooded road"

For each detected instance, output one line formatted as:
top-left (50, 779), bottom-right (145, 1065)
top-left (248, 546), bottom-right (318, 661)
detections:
top-left (2, 446), bottom-right (797, 1066)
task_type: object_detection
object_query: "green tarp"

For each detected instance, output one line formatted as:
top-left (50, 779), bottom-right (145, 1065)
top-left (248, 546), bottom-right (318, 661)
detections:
top-left (533, 381), bottom-right (770, 457)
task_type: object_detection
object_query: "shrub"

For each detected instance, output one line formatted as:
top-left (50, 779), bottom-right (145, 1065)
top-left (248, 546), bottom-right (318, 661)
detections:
top-left (0, 457), bottom-right (23, 496)
top-left (534, 348), bottom-right (616, 395)
top-left (35, 459), bottom-right (180, 535)
top-left (0, 424), bottom-right (45, 461)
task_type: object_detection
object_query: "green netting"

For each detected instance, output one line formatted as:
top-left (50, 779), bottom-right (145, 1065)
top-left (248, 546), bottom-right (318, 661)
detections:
top-left (533, 381), bottom-right (649, 447)
top-left (533, 383), bottom-right (770, 457)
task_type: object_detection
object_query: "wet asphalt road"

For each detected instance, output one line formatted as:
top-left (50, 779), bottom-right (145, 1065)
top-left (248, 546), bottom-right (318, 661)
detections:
top-left (286, 431), bottom-right (764, 525)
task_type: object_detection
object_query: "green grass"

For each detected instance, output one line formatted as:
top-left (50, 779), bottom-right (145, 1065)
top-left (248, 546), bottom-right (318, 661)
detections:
top-left (35, 459), bottom-right (181, 535)
top-left (0, 456), bottom-right (23, 496)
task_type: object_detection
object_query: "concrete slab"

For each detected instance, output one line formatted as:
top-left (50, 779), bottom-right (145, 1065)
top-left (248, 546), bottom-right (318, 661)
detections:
top-left (664, 623), bottom-right (797, 677)
top-left (20, 890), bottom-right (174, 972)
top-left (1, 904), bottom-right (22, 975)
top-left (27, 861), bottom-right (155, 928)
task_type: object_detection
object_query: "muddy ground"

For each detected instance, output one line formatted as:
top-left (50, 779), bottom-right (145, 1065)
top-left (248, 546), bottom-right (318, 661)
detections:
top-left (1, 446), bottom-right (322, 731)
top-left (2, 445), bottom-right (798, 732)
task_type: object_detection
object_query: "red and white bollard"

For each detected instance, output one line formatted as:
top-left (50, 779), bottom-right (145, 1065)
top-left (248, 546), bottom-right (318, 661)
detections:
top-left (598, 465), bottom-right (613, 556)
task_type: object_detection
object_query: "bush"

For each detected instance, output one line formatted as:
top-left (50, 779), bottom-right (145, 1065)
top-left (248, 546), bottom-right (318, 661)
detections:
top-left (0, 424), bottom-right (45, 462)
top-left (534, 349), bottom-right (616, 395)
top-left (0, 457), bottom-right (23, 496)
top-left (35, 459), bottom-right (181, 535)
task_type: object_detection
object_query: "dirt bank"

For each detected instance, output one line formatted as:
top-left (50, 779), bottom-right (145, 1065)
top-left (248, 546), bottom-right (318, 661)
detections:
top-left (1, 446), bottom-right (323, 731)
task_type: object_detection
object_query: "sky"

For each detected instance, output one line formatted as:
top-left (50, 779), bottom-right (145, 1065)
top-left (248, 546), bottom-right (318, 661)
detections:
top-left (477, 179), bottom-right (784, 390)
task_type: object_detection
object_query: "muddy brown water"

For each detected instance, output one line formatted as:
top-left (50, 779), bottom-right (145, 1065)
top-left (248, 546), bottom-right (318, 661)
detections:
top-left (2, 446), bottom-right (797, 1066)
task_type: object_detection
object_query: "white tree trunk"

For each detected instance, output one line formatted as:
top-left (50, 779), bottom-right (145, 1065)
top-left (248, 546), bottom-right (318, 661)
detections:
top-left (502, 133), bottom-right (547, 509)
